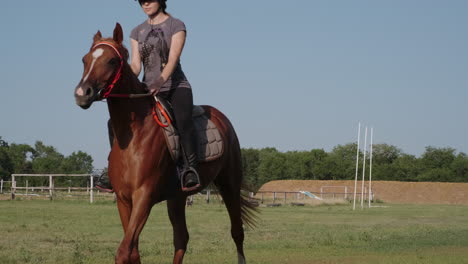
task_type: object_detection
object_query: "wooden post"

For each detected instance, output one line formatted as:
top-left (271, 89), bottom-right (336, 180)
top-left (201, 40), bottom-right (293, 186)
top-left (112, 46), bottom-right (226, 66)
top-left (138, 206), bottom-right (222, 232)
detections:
top-left (11, 175), bottom-right (15, 200)
top-left (90, 175), bottom-right (94, 203)
top-left (0, 179), bottom-right (3, 194)
top-left (206, 190), bottom-right (211, 204)
top-left (261, 192), bottom-right (264, 204)
top-left (273, 192), bottom-right (276, 203)
top-left (49, 175), bottom-right (53, 201)
top-left (26, 180), bottom-right (28, 196)
top-left (284, 192), bottom-right (287, 203)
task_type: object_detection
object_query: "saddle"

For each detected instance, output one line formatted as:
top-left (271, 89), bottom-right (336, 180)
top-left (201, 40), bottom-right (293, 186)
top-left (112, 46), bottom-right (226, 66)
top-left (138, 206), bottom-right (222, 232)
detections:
top-left (154, 96), bottom-right (224, 163)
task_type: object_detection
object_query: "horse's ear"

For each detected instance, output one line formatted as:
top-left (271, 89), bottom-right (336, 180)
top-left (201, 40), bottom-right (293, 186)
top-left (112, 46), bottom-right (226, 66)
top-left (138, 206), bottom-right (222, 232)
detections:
top-left (93, 30), bottom-right (102, 43)
top-left (113, 23), bottom-right (123, 44)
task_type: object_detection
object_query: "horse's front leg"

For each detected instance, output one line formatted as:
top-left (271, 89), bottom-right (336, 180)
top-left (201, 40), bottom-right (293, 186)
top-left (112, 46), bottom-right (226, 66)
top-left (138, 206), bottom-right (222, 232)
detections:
top-left (167, 195), bottom-right (189, 264)
top-left (115, 191), bottom-right (152, 264)
top-left (116, 196), bottom-right (132, 232)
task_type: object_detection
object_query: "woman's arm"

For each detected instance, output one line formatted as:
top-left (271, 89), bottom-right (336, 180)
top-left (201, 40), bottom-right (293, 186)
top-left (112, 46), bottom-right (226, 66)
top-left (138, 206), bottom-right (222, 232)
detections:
top-left (130, 38), bottom-right (141, 76)
top-left (160, 30), bottom-right (186, 82)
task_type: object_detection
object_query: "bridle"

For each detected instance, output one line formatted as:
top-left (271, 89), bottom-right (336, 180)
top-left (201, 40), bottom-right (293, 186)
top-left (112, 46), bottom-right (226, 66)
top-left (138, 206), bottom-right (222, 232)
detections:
top-left (91, 41), bottom-right (125, 99)
top-left (91, 41), bottom-right (170, 127)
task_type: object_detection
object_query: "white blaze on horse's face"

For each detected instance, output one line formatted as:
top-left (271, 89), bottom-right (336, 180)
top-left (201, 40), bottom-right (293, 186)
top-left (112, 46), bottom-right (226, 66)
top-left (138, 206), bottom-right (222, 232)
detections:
top-left (75, 48), bottom-right (105, 97)
top-left (84, 48), bottom-right (104, 83)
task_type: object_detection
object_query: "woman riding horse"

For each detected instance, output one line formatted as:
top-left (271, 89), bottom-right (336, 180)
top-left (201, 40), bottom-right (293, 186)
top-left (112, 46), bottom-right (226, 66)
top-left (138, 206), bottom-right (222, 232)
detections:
top-left (75, 22), bottom-right (256, 264)
top-left (96, 0), bottom-right (199, 192)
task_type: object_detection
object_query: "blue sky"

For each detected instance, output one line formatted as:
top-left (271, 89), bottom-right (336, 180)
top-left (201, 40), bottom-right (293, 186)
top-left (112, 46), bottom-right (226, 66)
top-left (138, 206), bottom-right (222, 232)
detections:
top-left (1, 1), bottom-right (467, 169)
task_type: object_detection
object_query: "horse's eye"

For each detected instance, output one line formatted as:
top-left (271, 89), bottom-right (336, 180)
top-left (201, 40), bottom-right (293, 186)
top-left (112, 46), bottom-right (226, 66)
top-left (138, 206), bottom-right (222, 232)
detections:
top-left (108, 58), bottom-right (118, 65)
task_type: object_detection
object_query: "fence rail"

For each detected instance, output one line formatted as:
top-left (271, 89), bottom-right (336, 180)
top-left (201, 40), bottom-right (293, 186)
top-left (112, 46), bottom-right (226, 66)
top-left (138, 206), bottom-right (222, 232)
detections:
top-left (256, 190), bottom-right (373, 204)
top-left (10, 174), bottom-right (95, 203)
top-left (0, 180), bottom-right (12, 194)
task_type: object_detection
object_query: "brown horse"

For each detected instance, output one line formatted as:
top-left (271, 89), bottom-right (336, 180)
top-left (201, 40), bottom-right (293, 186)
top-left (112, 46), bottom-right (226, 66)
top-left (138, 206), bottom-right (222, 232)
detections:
top-left (74, 23), bottom-right (257, 264)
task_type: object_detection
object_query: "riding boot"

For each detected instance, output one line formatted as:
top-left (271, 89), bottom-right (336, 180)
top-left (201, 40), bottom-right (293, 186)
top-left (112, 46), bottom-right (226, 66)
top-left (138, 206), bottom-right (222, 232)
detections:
top-left (180, 130), bottom-right (200, 191)
top-left (95, 119), bottom-right (114, 193)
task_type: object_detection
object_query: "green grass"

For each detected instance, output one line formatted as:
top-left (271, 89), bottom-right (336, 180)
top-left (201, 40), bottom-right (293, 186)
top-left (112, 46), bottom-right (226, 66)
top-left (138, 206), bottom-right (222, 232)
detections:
top-left (0, 199), bottom-right (468, 264)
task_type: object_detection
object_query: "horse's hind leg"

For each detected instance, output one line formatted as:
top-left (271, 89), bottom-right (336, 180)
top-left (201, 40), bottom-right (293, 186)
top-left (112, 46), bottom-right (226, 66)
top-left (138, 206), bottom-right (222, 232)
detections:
top-left (215, 168), bottom-right (247, 264)
top-left (167, 195), bottom-right (189, 264)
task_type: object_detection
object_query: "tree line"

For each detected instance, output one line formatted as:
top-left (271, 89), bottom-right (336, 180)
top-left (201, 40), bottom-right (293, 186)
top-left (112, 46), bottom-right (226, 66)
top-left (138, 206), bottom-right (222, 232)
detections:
top-left (0, 136), bottom-right (93, 186)
top-left (2, 136), bottom-right (467, 191)
top-left (241, 144), bottom-right (468, 191)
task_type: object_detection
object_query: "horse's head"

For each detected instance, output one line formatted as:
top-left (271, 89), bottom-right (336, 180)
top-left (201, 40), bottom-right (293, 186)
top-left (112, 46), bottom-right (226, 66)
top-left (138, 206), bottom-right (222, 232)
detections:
top-left (74, 23), bottom-right (129, 109)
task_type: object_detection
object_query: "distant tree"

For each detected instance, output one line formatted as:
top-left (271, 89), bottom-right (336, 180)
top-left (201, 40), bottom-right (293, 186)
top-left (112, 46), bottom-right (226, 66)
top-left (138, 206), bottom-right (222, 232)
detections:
top-left (8, 143), bottom-right (35, 174)
top-left (31, 141), bottom-right (64, 174)
top-left (324, 143), bottom-right (358, 180)
top-left (0, 136), bottom-right (8, 147)
top-left (372, 144), bottom-right (402, 164)
top-left (417, 146), bottom-right (457, 182)
top-left (418, 168), bottom-right (453, 182)
top-left (306, 149), bottom-right (327, 180)
top-left (371, 144), bottom-right (403, 181)
top-left (61, 151), bottom-right (94, 174)
top-left (282, 151), bottom-right (309, 180)
top-left (391, 154), bottom-right (422, 181)
top-left (240, 143), bottom-right (468, 187)
top-left (0, 138), bottom-right (95, 186)
top-left (421, 146), bottom-right (456, 169)
top-left (241, 148), bottom-right (260, 190)
top-left (257, 148), bottom-right (286, 186)
top-left (450, 152), bottom-right (468, 182)
top-left (59, 151), bottom-right (94, 186)
top-left (319, 155), bottom-right (340, 180)
top-left (0, 137), bottom-right (13, 180)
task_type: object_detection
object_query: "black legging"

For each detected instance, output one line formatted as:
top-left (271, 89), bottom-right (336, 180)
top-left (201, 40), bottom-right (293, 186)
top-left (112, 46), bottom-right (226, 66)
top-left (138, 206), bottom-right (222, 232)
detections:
top-left (158, 88), bottom-right (197, 164)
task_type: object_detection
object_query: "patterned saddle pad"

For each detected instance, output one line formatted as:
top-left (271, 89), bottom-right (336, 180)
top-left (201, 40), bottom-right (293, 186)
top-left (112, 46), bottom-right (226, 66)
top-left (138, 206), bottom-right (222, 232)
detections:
top-left (154, 102), bottom-right (223, 163)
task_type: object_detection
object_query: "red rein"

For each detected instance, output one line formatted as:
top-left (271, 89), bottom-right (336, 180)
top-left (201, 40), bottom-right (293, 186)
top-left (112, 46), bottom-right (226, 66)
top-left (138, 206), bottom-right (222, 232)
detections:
top-left (152, 101), bottom-right (172, 127)
top-left (92, 41), bottom-right (171, 127)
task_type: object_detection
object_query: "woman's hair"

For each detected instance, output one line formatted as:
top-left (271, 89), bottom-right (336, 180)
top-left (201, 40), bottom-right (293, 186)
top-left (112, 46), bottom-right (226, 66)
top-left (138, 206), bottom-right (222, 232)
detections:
top-left (137, 0), bottom-right (167, 14)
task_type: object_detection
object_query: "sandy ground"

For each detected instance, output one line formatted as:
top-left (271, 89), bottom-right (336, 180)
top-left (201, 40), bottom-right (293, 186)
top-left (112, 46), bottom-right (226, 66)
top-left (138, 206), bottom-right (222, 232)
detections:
top-left (258, 180), bottom-right (468, 205)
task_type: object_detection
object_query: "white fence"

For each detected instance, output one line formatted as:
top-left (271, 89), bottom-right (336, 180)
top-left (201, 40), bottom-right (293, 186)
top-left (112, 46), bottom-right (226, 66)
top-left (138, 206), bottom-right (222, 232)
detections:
top-left (0, 180), bottom-right (12, 194)
top-left (257, 189), bottom-right (374, 204)
top-left (10, 174), bottom-right (95, 203)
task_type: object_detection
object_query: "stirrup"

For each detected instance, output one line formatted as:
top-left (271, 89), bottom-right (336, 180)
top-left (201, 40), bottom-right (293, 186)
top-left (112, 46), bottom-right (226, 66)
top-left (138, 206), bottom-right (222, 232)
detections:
top-left (181, 167), bottom-right (201, 192)
top-left (95, 184), bottom-right (114, 193)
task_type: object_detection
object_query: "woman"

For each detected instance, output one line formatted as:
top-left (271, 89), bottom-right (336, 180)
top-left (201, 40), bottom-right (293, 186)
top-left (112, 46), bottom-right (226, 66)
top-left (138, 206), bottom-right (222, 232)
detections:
top-left (96, 0), bottom-right (199, 192)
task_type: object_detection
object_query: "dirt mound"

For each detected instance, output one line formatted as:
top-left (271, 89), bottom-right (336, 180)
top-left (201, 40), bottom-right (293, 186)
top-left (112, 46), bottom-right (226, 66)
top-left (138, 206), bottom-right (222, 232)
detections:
top-left (258, 180), bottom-right (468, 205)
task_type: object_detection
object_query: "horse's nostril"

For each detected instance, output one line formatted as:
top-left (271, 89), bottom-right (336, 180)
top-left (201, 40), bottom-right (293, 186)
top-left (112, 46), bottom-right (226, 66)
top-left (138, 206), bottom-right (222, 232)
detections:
top-left (86, 88), bottom-right (91, 96)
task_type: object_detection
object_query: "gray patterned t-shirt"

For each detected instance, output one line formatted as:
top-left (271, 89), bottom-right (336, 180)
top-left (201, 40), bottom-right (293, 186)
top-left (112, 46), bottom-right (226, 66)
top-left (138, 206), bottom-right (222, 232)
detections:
top-left (130, 16), bottom-right (191, 91)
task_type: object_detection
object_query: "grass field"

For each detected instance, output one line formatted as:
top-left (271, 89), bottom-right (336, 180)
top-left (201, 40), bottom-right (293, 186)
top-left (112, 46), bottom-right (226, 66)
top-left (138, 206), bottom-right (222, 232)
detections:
top-left (0, 198), bottom-right (468, 264)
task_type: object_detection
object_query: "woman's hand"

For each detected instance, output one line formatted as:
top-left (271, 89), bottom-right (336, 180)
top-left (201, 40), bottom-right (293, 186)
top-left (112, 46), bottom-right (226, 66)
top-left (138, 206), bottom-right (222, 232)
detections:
top-left (148, 76), bottom-right (165, 95)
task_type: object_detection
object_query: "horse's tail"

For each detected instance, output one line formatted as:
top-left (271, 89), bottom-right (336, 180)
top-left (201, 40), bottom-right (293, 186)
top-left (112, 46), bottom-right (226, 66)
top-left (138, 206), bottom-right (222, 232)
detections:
top-left (233, 124), bottom-right (259, 229)
top-left (206, 105), bottom-right (260, 228)
top-left (239, 184), bottom-right (260, 229)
